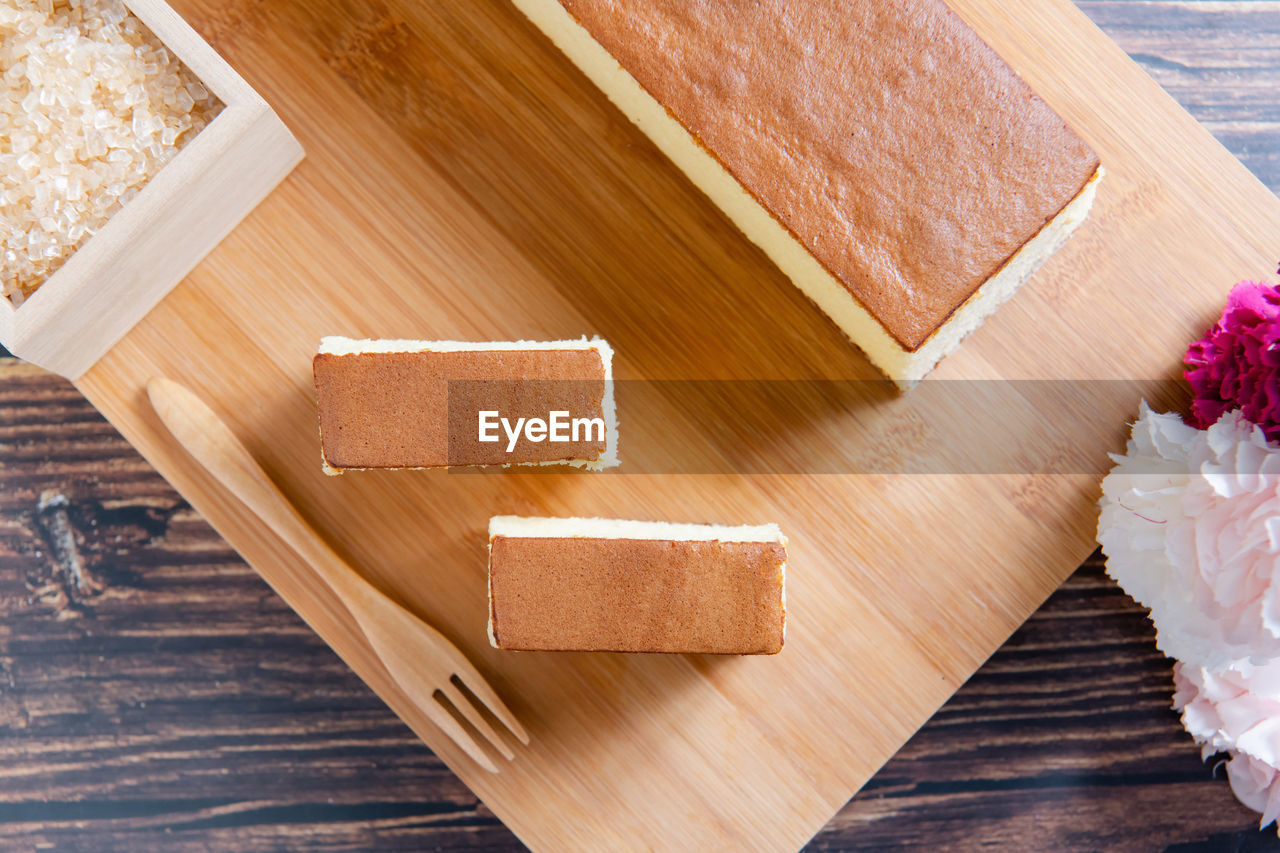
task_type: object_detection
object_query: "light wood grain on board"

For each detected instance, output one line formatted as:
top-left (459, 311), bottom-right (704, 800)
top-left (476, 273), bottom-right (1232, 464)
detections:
top-left (72, 0), bottom-right (1280, 849)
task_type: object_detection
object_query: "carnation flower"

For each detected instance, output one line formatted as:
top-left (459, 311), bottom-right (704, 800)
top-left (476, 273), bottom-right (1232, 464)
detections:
top-left (1174, 660), bottom-right (1280, 828)
top-left (1175, 660), bottom-right (1280, 763)
top-left (1227, 754), bottom-right (1280, 830)
top-left (1185, 281), bottom-right (1280, 444)
top-left (1098, 404), bottom-right (1280, 669)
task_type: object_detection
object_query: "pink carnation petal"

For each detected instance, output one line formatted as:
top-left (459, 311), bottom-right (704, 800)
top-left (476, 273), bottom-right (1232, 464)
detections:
top-left (1186, 281), bottom-right (1280, 443)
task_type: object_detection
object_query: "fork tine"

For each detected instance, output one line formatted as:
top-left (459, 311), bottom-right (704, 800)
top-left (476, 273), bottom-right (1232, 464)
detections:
top-left (452, 660), bottom-right (531, 745)
top-left (441, 680), bottom-right (516, 761)
top-left (421, 696), bottom-right (500, 773)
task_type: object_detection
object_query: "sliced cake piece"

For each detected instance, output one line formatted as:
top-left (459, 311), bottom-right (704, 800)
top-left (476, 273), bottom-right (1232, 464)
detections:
top-left (511, 0), bottom-right (1103, 384)
top-left (487, 516), bottom-right (787, 654)
top-left (312, 337), bottom-right (617, 473)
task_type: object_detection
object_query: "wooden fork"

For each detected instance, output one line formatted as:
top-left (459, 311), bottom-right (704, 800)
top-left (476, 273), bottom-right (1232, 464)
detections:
top-left (147, 377), bottom-right (529, 772)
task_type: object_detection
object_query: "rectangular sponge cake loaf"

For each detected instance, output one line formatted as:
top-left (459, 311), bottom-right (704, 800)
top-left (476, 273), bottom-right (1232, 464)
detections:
top-left (510, 0), bottom-right (1102, 385)
top-left (488, 516), bottom-right (787, 654)
top-left (313, 337), bottom-right (618, 472)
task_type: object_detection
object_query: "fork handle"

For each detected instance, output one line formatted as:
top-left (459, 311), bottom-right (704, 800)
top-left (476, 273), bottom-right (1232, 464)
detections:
top-left (147, 378), bottom-right (387, 615)
top-left (148, 378), bottom-right (529, 764)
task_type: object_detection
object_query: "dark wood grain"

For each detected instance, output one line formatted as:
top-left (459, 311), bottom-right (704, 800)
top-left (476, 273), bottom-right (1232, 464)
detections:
top-left (2, 0), bottom-right (1279, 850)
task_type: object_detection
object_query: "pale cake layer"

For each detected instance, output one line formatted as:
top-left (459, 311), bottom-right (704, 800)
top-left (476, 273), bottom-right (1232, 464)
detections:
top-left (487, 516), bottom-right (787, 654)
top-left (313, 337), bottom-right (617, 472)
top-left (512, 0), bottom-right (1101, 384)
top-left (490, 515), bottom-right (783, 542)
top-left (318, 337), bottom-right (611, 356)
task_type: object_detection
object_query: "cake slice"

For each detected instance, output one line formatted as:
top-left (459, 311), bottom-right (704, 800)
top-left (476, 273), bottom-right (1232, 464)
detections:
top-left (511, 0), bottom-right (1103, 384)
top-left (312, 337), bottom-right (617, 472)
top-left (487, 516), bottom-right (787, 654)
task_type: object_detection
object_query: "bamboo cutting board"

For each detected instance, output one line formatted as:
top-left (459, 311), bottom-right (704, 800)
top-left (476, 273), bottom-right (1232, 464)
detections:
top-left (70, 0), bottom-right (1280, 849)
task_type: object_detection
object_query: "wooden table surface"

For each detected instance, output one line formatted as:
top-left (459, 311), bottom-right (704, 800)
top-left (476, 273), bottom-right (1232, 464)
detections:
top-left (1, 1), bottom-right (1278, 850)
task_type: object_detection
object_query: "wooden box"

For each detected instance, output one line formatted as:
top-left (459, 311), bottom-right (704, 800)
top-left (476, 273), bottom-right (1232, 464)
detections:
top-left (0, 0), bottom-right (303, 379)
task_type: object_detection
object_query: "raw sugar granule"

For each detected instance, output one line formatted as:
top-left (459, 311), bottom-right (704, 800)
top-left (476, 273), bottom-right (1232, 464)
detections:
top-left (0, 0), bottom-right (223, 304)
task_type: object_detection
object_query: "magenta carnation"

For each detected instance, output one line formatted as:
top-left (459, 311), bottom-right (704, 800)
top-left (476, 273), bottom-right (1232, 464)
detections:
top-left (1185, 281), bottom-right (1280, 443)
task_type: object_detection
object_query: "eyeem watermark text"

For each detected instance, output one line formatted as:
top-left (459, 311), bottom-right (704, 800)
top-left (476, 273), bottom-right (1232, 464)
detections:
top-left (478, 410), bottom-right (606, 453)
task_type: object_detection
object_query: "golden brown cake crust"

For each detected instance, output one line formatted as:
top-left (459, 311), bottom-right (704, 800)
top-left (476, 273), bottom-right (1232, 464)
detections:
top-left (557, 0), bottom-right (1101, 350)
top-left (489, 536), bottom-right (786, 654)
top-left (313, 349), bottom-right (607, 469)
